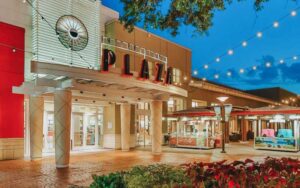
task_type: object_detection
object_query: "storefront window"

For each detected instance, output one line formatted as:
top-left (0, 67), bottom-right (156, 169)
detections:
top-left (73, 113), bottom-right (84, 147)
top-left (137, 102), bottom-right (149, 110)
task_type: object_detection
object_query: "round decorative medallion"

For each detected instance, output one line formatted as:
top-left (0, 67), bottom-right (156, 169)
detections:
top-left (56, 15), bottom-right (88, 51)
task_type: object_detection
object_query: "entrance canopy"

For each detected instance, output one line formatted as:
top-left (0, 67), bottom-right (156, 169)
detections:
top-left (234, 105), bottom-right (300, 116)
top-left (13, 61), bottom-right (187, 102)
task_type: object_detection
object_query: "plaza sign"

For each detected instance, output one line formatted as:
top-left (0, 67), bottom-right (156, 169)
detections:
top-left (101, 49), bottom-right (173, 85)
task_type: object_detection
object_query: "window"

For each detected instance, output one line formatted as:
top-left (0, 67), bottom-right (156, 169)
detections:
top-left (137, 102), bottom-right (149, 110)
top-left (172, 68), bottom-right (181, 83)
top-left (192, 100), bottom-right (207, 108)
top-left (168, 97), bottom-right (184, 112)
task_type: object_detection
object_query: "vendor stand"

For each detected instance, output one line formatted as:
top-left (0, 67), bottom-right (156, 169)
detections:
top-left (166, 107), bottom-right (222, 149)
top-left (234, 106), bottom-right (300, 152)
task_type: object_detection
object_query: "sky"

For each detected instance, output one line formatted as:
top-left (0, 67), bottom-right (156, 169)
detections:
top-left (102, 0), bottom-right (300, 94)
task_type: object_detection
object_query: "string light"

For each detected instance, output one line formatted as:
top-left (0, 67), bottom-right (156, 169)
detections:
top-left (256, 32), bottom-right (263, 38)
top-left (239, 69), bottom-right (244, 74)
top-left (227, 71), bottom-right (232, 76)
top-left (228, 49), bottom-right (234, 55)
top-left (214, 74), bottom-right (219, 79)
top-left (202, 77), bottom-right (207, 81)
top-left (279, 59), bottom-right (284, 64)
top-left (293, 56), bottom-right (298, 60)
top-left (12, 48), bottom-right (16, 53)
top-left (273, 21), bottom-right (279, 28)
top-left (193, 70), bottom-right (198, 75)
top-left (204, 64), bottom-right (209, 69)
top-left (252, 66), bottom-right (257, 70)
top-left (266, 62), bottom-right (271, 67)
top-left (197, 6), bottom-right (300, 71)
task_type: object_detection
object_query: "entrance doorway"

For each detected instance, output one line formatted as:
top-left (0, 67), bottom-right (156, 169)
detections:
top-left (136, 115), bottom-right (151, 147)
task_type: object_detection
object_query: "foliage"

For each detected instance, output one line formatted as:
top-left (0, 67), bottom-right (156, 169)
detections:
top-left (183, 157), bottom-right (300, 188)
top-left (90, 172), bottom-right (126, 188)
top-left (123, 164), bottom-right (192, 188)
top-left (119, 0), bottom-right (275, 36)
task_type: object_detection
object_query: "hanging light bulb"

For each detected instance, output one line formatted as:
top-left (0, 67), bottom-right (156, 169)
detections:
top-left (204, 64), bottom-right (209, 69)
top-left (293, 56), bottom-right (298, 60)
top-left (183, 76), bottom-right (188, 81)
top-left (214, 74), bottom-right (219, 79)
top-left (273, 21), bottom-right (279, 28)
top-left (190, 80), bottom-right (194, 84)
top-left (215, 57), bottom-right (221, 62)
top-left (266, 62), bottom-right (271, 67)
top-left (239, 69), bottom-right (245, 74)
top-left (202, 77), bottom-right (207, 81)
top-left (227, 71), bottom-right (232, 76)
top-left (242, 41), bottom-right (247, 47)
top-left (228, 49), bottom-right (234, 55)
top-left (291, 10), bottom-right (297, 17)
top-left (193, 70), bottom-right (198, 75)
top-left (279, 59), bottom-right (284, 64)
top-left (252, 66), bottom-right (257, 70)
top-left (257, 32), bottom-right (263, 38)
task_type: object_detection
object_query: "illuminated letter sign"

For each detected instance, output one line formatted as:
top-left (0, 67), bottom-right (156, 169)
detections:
top-left (123, 54), bottom-right (133, 76)
top-left (165, 67), bottom-right (173, 84)
top-left (102, 49), bottom-right (116, 71)
top-left (155, 63), bottom-right (164, 82)
top-left (140, 59), bottom-right (149, 79)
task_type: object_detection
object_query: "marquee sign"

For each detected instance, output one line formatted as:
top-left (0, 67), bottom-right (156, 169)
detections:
top-left (102, 49), bottom-right (173, 85)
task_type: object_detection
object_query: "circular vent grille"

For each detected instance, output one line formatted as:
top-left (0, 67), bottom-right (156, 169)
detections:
top-left (56, 15), bottom-right (89, 51)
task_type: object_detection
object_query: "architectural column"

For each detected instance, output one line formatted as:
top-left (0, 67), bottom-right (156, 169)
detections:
top-left (121, 103), bottom-right (131, 151)
top-left (241, 118), bottom-right (249, 142)
top-left (29, 96), bottom-right (44, 160)
top-left (54, 89), bottom-right (72, 168)
top-left (151, 100), bottom-right (162, 154)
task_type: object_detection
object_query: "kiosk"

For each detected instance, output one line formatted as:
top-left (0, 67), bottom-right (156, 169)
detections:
top-left (166, 108), bottom-right (222, 149)
top-left (235, 106), bottom-right (300, 152)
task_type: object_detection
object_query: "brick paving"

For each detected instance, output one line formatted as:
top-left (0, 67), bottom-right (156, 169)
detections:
top-left (0, 143), bottom-right (299, 188)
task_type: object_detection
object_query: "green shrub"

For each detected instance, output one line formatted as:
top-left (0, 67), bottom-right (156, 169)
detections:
top-left (90, 172), bottom-right (126, 188)
top-left (123, 164), bottom-right (192, 188)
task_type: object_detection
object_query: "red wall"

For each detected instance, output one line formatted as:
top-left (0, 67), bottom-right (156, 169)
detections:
top-left (0, 22), bottom-right (25, 138)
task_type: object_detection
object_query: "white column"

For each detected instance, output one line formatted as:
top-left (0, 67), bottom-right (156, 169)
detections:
top-left (29, 96), bottom-right (44, 160)
top-left (54, 89), bottom-right (72, 168)
top-left (151, 100), bottom-right (162, 154)
top-left (121, 103), bottom-right (131, 151)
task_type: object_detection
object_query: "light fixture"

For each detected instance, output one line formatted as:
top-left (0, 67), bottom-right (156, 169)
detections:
top-left (279, 59), bottom-right (284, 64)
top-left (214, 74), bottom-right (219, 79)
top-left (216, 96), bottom-right (229, 103)
top-left (228, 49), bottom-right (234, 55)
top-left (242, 41), bottom-right (247, 47)
top-left (257, 32), bottom-right (263, 38)
top-left (183, 76), bottom-right (188, 81)
top-left (190, 80), bottom-right (194, 84)
top-left (204, 64), bottom-right (209, 69)
top-left (227, 71), bottom-right (232, 76)
top-left (239, 69), bottom-right (244, 74)
top-left (291, 10), bottom-right (297, 17)
top-left (293, 56), bottom-right (298, 60)
top-left (266, 62), bottom-right (271, 67)
top-left (273, 21), bottom-right (279, 28)
top-left (252, 66), bottom-right (257, 70)
top-left (193, 70), bottom-right (198, 75)
top-left (12, 48), bottom-right (16, 53)
top-left (202, 77), bottom-right (207, 81)
top-left (22, 0), bottom-right (26, 3)
top-left (216, 57), bottom-right (221, 62)
top-left (54, 76), bottom-right (66, 80)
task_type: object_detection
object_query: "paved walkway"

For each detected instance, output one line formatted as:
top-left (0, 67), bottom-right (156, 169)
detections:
top-left (0, 143), bottom-right (299, 188)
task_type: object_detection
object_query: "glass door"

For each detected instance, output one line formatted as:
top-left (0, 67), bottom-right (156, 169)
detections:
top-left (86, 115), bottom-right (96, 146)
top-left (43, 112), bottom-right (55, 152)
top-left (72, 113), bottom-right (84, 148)
top-left (136, 115), bottom-right (151, 147)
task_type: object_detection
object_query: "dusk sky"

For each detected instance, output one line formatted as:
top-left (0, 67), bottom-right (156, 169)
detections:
top-left (102, 1), bottom-right (300, 94)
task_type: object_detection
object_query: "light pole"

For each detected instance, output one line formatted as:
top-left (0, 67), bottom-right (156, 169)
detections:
top-left (216, 96), bottom-right (229, 153)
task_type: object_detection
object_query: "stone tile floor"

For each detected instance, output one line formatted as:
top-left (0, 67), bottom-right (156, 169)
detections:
top-left (0, 142), bottom-right (299, 188)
